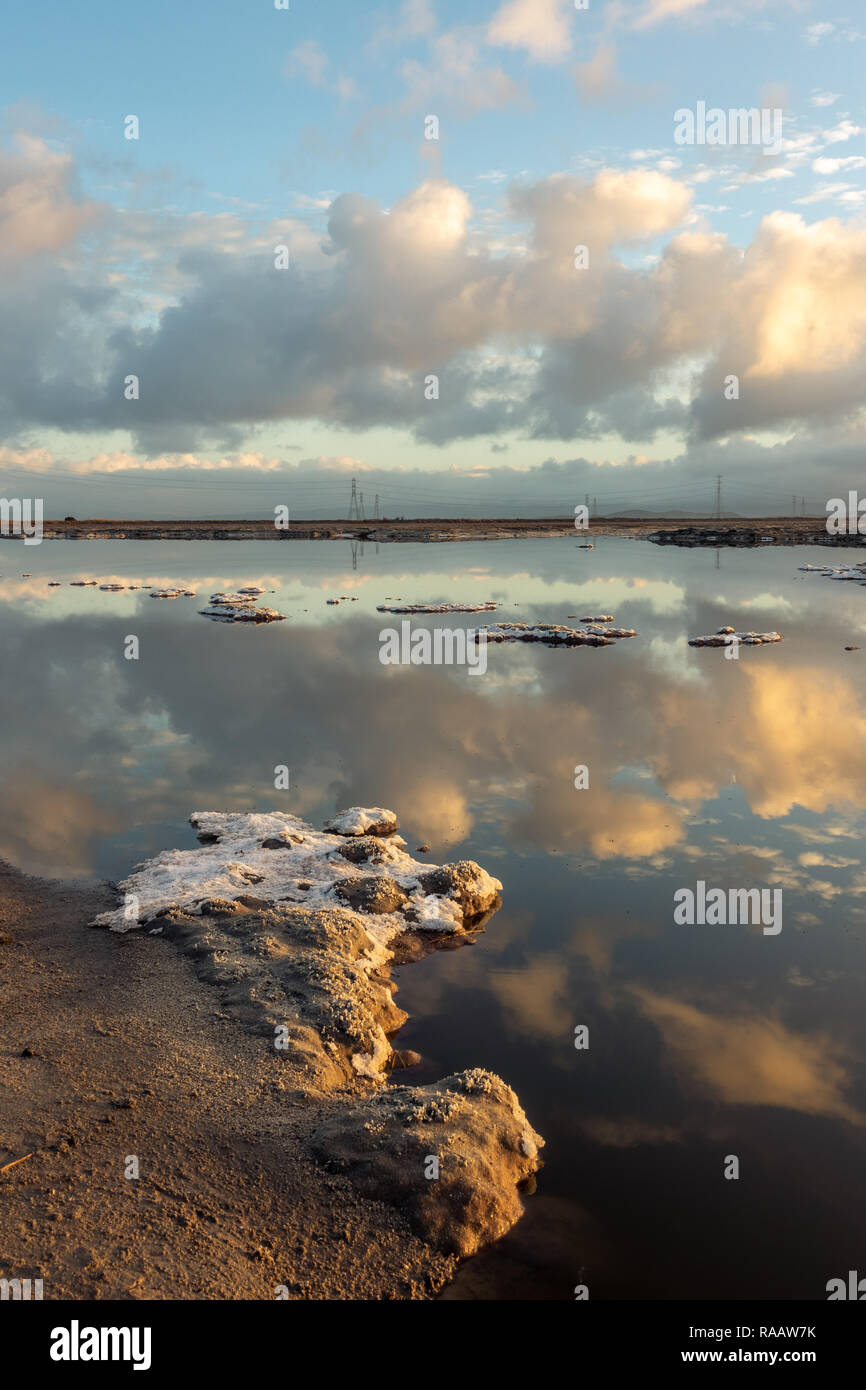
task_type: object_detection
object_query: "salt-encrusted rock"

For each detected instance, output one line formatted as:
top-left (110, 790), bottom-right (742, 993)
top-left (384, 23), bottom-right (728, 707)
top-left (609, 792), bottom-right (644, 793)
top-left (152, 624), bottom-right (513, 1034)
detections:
top-left (689, 629), bottom-right (782, 647)
top-left (91, 808), bottom-right (540, 1262)
top-left (476, 620), bottom-right (635, 647)
top-left (579, 614), bottom-right (613, 622)
top-left (415, 862), bottom-right (503, 920)
top-left (199, 590), bottom-right (285, 623)
top-left (324, 807), bottom-right (398, 837)
top-left (376, 602), bottom-right (498, 614)
top-left (309, 1070), bottom-right (543, 1257)
top-left (92, 808), bottom-right (502, 1076)
top-left (334, 875), bottom-right (409, 914)
top-left (799, 562), bottom-right (866, 583)
top-left (336, 836), bottom-right (400, 866)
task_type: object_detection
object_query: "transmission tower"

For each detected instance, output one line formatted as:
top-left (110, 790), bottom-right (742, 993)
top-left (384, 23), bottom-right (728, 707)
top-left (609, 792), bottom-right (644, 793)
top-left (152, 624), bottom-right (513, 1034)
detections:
top-left (714, 474), bottom-right (723, 520)
top-left (348, 478), bottom-right (360, 522)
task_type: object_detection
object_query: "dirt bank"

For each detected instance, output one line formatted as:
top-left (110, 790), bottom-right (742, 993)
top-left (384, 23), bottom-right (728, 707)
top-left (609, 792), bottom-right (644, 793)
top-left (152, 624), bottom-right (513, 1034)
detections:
top-left (2, 515), bottom-right (859, 545)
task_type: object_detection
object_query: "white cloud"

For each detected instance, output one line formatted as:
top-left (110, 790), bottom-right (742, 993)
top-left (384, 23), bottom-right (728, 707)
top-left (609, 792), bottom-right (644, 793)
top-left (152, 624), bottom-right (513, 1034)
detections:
top-left (804, 22), bottom-right (835, 44)
top-left (823, 120), bottom-right (863, 144)
top-left (812, 155), bottom-right (866, 176)
top-left (488, 0), bottom-right (573, 63)
top-left (6, 130), bottom-right (866, 456)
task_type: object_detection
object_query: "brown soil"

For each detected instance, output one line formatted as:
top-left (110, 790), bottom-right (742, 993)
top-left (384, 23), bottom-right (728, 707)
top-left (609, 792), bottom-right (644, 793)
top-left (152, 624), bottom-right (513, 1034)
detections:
top-left (1, 515), bottom-right (846, 544)
top-left (0, 862), bottom-right (459, 1300)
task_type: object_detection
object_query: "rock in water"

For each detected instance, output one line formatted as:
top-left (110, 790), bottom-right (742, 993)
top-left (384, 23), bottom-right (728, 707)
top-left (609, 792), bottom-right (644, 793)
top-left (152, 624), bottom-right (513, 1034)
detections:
top-left (309, 1070), bottom-right (543, 1257)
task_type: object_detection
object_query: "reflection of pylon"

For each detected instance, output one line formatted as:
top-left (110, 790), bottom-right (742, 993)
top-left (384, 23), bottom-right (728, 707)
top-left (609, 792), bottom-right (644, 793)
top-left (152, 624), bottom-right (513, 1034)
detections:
top-left (351, 539), bottom-right (358, 570)
top-left (348, 479), bottom-right (360, 522)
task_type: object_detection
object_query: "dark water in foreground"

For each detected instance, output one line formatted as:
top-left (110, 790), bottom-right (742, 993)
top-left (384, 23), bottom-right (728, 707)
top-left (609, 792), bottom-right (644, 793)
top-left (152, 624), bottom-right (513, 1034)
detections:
top-left (2, 536), bottom-right (865, 1299)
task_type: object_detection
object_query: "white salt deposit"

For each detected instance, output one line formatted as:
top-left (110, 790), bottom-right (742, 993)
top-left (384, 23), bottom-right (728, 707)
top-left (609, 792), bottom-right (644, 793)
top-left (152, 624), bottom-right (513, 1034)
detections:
top-left (94, 809), bottom-right (502, 943)
top-left (323, 807), bottom-right (397, 836)
top-left (476, 620), bottom-right (636, 646)
top-left (799, 562), bottom-right (866, 583)
top-left (689, 627), bottom-right (782, 647)
top-left (376, 602), bottom-right (498, 614)
top-left (199, 590), bottom-right (285, 623)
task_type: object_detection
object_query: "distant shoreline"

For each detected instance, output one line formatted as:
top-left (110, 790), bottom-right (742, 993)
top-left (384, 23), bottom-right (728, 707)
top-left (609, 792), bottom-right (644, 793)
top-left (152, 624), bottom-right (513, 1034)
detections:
top-left (2, 516), bottom-right (862, 546)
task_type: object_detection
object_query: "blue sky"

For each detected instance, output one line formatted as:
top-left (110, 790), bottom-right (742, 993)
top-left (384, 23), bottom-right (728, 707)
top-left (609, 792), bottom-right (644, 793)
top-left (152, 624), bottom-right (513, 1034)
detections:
top-left (1, 1), bottom-right (865, 515)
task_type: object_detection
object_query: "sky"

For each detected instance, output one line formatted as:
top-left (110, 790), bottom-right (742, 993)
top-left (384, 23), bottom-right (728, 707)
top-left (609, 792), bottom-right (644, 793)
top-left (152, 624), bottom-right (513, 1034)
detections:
top-left (1, 0), bottom-right (865, 517)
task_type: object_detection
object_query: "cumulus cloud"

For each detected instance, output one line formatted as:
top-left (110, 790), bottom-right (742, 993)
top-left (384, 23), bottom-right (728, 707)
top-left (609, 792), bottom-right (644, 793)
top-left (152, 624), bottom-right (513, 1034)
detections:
top-left (4, 128), bottom-right (866, 459)
top-left (689, 211), bottom-right (866, 437)
top-left (487, 0), bottom-right (573, 63)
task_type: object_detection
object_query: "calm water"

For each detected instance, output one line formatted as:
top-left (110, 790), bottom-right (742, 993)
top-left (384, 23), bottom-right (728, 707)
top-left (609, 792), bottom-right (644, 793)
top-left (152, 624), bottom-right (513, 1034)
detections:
top-left (2, 536), bottom-right (865, 1300)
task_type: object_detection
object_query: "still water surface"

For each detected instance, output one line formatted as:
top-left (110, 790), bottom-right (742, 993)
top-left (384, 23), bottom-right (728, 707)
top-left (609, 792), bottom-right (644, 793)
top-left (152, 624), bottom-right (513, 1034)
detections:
top-left (2, 537), bottom-right (864, 1298)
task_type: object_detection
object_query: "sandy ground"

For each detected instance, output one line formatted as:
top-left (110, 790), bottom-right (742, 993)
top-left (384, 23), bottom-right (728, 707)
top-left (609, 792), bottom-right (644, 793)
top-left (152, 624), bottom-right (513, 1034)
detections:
top-left (0, 862), bottom-right (460, 1300)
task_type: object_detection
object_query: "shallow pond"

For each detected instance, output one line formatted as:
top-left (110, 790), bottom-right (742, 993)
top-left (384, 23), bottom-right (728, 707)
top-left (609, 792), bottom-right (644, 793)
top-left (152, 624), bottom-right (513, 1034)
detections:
top-left (2, 536), bottom-right (864, 1299)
